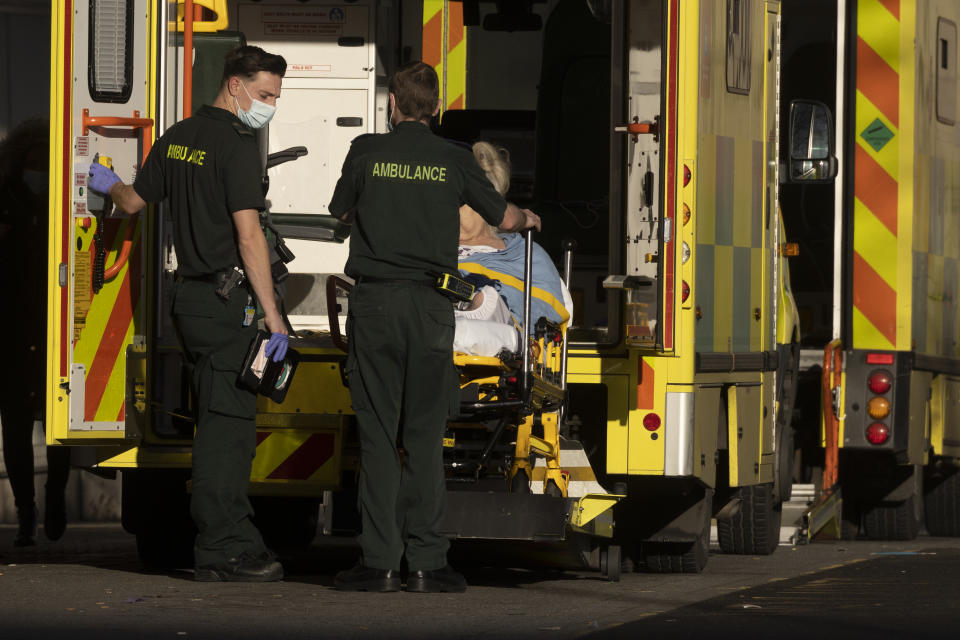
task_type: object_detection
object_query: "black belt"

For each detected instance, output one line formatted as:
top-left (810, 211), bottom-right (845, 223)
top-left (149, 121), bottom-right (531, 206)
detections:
top-left (357, 275), bottom-right (434, 287)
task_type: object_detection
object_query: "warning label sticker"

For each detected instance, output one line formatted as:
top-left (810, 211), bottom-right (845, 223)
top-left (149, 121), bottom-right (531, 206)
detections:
top-left (860, 118), bottom-right (895, 152)
top-left (264, 22), bottom-right (342, 36)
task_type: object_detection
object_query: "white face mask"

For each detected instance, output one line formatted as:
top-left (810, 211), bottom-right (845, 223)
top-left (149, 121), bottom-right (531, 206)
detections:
top-left (235, 81), bottom-right (276, 129)
top-left (22, 169), bottom-right (47, 195)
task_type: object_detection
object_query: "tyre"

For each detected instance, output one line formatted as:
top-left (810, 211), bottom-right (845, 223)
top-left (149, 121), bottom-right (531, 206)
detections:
top-left (862, 466), bottom-right (922, 541)
top-left (775, 344), bottom-right (799, 503)
top-left (717, 483), bottom-right (781, 555)
top-left (251, 497), bottom-right (321, 549)
top-left (924, 466), bottom-right (960, 536)
top-left (862, 495), bottom-right (922, 540)
top-left (641, 495), bottom-right (711, 573)
top-left (600, 544), bottom-right (622, 582)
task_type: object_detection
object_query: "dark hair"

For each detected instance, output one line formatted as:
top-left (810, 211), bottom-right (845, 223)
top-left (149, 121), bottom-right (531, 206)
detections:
top-left (388, 61), bottom-right (439, 121)
top-left (0, 118), bottom-right (48, 185)
top-left (220, 46), bottom-right (287, 87)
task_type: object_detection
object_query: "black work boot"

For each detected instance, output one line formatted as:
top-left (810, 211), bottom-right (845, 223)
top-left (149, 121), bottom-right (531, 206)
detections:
top-left (405, 565), bottom-right (467, 593)
top-left (334, 563), bottom-right (401, 592)
top-left (14, 505), bottom-right (38, 547)
top-left (194, 550), bottom-right (284, 582)
top-left (44, 493), bottom-right (67, 541)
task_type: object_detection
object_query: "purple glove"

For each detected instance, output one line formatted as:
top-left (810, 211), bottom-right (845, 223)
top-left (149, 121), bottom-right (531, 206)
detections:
top-left (264, 332), bottom-right (288, 363)
top-left (88, 163), bottom-right (121, 194)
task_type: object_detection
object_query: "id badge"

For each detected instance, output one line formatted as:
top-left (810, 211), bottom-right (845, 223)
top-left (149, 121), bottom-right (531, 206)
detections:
top-left (242, 305), bottom-right (255, 327)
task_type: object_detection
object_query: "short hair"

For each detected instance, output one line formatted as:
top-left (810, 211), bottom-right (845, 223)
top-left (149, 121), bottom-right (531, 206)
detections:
top-left (388, 61), bottom-right (439, 121)
top-left (472, 141), bottom-right (510, 196)
top-left (220, 46), bottom-right (287, 87)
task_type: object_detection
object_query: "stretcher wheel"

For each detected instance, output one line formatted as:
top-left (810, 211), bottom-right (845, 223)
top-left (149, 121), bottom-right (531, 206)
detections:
top-left (600, 544), bottom-right (621, 582)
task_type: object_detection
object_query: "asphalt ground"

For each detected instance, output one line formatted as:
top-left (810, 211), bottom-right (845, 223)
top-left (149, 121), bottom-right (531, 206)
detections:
top-left (0, 523), bottom-right (957, 639)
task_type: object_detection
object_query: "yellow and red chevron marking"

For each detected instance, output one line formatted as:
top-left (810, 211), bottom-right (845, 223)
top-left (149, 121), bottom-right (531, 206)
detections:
top-left (72, 217), bottom-right (142, 423)
top-left (422, 0), bottom-right (466, 113)
top-left (253, 430), bottom-right (337, 482)
top-left (852, 0), bottom-right (902, 349)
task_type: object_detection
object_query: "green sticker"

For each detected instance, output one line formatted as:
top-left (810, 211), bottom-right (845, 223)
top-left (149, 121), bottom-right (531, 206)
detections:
top-left (860, 118), bottom-right (895, 152)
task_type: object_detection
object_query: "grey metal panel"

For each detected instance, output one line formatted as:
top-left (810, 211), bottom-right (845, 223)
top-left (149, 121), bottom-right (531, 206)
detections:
top-left (715, 135), bottom-right (735, 246)
top-left (733, 245), bottom-right (752, 351)
top-left (664, 391), bottom-right (695, 476)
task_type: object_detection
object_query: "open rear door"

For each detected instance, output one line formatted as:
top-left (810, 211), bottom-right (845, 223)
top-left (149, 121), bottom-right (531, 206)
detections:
top-left (48, 0), bottom-right (156, 444)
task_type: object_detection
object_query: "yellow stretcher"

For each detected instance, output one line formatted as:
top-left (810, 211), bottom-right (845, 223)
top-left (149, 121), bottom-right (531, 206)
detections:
top-left (325, 233), bottom-right (623, 577)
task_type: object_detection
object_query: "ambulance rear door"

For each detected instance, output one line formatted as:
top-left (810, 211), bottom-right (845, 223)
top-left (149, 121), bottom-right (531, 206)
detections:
top-left (47, 0), bottom-right (157, 445)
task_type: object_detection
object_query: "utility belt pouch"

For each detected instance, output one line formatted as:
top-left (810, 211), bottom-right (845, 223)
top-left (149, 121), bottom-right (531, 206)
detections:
top-left (432, 271), bottom-right (475, 303)
top-left (215, 266), bottom-right (246, 300)
top-left (238, 330), bottom-right (300, 403)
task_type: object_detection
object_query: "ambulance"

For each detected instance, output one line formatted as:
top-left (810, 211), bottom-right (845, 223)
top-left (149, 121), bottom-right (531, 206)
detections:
top-left (46, 0), bottom-right (849, 574)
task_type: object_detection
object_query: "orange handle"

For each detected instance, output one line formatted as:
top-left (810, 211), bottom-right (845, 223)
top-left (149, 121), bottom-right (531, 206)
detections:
top-left (81, 110), bottom-right (154, 281)
top-left (821, 339), bottom-right (842, 493)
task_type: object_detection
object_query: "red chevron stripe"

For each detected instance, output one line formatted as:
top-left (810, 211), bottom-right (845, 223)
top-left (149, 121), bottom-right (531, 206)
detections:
top-left (857, 36), bottom-right (899, 127)
top-left (267, 433), bottom-right (335, 480)
top-left (878, 0), bottom-right (899, 20)
top-left (852, 252), bottom-right (897, 345)
top-left (448, 2), bottom-right (464, 51)
top-left (422, 11), bottom-right (442, 67)
top-left (84, 220), bottom-right (140, 421)
top-left (256, 431), bottom-right (271, 446)
top-left (854, 144), bottom-right (898, 235)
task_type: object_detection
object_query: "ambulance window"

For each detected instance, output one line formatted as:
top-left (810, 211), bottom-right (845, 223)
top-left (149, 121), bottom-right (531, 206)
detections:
top-left (88, 0), bottom-right (134, 103)
top-left (937, 18), bottom-right (957, 125)
top-left (726, 0), bottom-right (751, 95)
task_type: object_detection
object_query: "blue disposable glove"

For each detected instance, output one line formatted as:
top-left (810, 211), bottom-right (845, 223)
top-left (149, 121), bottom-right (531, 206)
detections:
top-left (264, 332), bottom-right (289, 363)
top-left (88, 163), bottom-right (122, 194)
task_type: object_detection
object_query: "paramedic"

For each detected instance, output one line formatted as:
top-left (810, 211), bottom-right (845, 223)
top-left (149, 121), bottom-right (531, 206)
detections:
top-left (86, 46), bottom-right (287, 582)
top-left (328, 61), bottom-right (540, 593)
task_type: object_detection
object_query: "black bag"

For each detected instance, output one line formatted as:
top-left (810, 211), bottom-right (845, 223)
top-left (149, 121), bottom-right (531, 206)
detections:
top-left (238, 330), bottom-right (300, 403)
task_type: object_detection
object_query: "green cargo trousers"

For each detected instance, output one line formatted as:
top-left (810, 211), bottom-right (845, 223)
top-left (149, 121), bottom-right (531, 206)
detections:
top-left (346, 280), bottom-right (458, 572)
top-left (171, 279), bottom-right (266, 567)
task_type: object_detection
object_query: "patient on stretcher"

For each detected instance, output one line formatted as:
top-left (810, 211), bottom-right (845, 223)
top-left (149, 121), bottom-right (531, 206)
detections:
top-left (453, 142), bottom-right (571, 357)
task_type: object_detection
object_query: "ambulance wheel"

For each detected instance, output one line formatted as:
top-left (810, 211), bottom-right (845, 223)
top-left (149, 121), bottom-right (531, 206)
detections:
top-left (862, 466), bottom-right (922, 541)
top-left (600, 544), bottom-right (622, 582)
top-left (924, 465), bottom-right (960, 536)
top-left (717, 483), bottom-right (781, 555)
top-left (641, 497), bottom-right (710, 573)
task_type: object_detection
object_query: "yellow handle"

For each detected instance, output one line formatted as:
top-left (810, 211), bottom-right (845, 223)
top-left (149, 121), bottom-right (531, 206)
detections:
top-left (173, 0), bottom-right (228, 33)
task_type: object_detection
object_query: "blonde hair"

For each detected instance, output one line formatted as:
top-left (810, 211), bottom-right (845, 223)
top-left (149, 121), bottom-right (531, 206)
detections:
top-left (472, 141), bottom-right (510, 196)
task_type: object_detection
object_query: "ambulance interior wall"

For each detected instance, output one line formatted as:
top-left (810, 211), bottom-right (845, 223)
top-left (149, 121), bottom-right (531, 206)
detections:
top-left (0, 3), bottom-right (49, 136)
top-left (456, 1), bottom-right (613, 334)
top-left (777, 0), bottom-right (838, 350)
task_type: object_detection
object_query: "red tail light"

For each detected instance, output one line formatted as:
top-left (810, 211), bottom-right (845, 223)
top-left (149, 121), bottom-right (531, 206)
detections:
top-left (681, 280), bottom-right (690, 303)
top-left (866, 353), bottom-right (895, 365)
top-left (866, 422), bottom-right (889, 445)
top-left (643, 413), bottom-right (661, 431)
top-left (868, 370), bottom-right (892, 394)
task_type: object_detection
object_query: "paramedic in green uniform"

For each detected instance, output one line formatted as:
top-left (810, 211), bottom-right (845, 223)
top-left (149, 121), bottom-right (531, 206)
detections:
top-left (328, 61), bottom-right (541, 593)
top-left (86, 46), bottom-right (288, 582)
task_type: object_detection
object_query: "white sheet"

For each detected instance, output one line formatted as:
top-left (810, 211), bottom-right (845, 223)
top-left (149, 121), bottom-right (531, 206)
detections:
top-left (453, 319), bottom-right (519, 357)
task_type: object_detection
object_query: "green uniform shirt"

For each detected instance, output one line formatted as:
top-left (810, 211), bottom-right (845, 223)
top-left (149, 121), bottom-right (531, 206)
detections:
top-left (134, 104), bottom-right (264, 277)
top-left (329, 121), bottom-right (507, 280)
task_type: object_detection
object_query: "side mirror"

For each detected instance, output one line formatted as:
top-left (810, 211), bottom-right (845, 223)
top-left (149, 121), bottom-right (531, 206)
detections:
top-left (788, 99), bottom-right (838, 183)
